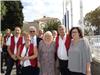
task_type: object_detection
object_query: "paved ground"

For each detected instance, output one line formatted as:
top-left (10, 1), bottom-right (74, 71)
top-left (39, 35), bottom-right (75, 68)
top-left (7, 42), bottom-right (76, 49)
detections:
top-left (91, 59), bottom-right (100, 75)
top-left (1, 59), bottom-right (100, 75)
top-left (1, 65), bottom-right (16, 75)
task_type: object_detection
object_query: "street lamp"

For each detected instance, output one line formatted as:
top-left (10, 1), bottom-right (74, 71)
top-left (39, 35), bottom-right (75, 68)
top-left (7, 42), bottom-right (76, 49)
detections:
top-left (65, 0), bottom-right (70, 32)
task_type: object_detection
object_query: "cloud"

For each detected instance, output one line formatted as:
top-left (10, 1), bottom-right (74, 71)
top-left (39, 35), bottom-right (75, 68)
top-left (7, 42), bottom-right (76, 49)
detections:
top-left (21, 0), bottom-right (100, 24)
top-left (21, 0), bottom-right (63, 22)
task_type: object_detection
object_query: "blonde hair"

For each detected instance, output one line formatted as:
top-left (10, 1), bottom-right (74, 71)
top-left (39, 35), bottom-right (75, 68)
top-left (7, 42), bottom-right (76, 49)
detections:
top-left (43, 31), bottom-right (53, 41)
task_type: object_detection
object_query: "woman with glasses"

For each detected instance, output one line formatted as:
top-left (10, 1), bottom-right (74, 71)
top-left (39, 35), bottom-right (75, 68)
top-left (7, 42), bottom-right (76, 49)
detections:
top-left (68, 27), bottom-right (92, 75)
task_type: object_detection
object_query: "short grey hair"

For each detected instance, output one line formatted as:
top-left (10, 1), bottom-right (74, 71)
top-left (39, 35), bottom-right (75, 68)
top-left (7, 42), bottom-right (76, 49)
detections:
top-left (58, 25), bottom-right (65, 29)
top-left (29, 26), bottom-right (36, 31)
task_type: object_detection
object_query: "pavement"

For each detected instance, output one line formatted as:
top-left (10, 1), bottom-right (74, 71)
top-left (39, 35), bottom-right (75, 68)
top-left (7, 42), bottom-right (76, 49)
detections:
top-left (1, 65), bottom-right (16, 75)
top-left (91, 59), bottom-right (100, 75)
top-left (1, 59), bottom-right (100, 75)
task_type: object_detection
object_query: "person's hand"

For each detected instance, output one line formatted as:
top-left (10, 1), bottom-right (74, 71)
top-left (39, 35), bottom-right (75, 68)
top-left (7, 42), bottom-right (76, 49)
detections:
top-left (11, 55), bottom-right (17, 61)
top-left (38, 61), bottom-right (40, 68)
top-left (22, 56), bottom-right (29, 61)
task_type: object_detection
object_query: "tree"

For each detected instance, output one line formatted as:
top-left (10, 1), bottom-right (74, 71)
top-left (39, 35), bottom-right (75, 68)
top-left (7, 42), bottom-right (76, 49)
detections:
top-left (43, 19), bottom-right (61, 32)
top-left (0, 1), bottom-right (7, 20)
top-left (1, 1), bottom-right (24, 31)
top-left (84, 6), bottom-right (100, 35)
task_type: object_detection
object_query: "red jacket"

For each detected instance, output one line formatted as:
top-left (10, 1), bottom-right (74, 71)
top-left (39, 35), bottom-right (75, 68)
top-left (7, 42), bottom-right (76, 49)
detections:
top-left (55, 33), bottom-right (71, 56)
top-left (10, 36), bottom-right (23, 55)
top-left (3, 35), bottom-right (10, 47)
top-left (18, 44), bottom-right (38, 67)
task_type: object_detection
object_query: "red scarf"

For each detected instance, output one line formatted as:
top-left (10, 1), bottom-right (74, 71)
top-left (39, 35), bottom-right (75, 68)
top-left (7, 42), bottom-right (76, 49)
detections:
top-left (55, 33), bottom-right (71, 51)
top-left (10, 36), bottom-right (23, 55)
top-left (18, 44), bottom-right (38, 67)
top-left (3, 34), bottom-right (10, 47)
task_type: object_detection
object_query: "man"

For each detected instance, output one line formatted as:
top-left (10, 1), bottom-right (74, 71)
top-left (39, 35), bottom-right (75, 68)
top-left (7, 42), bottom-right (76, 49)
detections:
top-left (38, 29), bottom-right (44, 39)
top-left (1, 29), bottom-right (12, 73)
top-left (55, 25), bottom-right (71, 75)
top-left (29, 26), bottom-right (42, 48)
top-left (5, 27), bottom-right (23, 75)
top-left (29, 26), bottom-right (41, 75)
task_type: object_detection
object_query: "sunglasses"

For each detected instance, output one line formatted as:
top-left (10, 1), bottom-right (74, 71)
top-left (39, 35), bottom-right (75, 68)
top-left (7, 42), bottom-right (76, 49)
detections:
top-left (30, 31), bottom-right (35, 33)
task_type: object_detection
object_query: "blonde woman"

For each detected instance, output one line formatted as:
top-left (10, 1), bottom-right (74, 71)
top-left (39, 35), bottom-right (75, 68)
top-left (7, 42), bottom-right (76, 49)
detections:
top-left (17, 33), bottom-right (39, 75)
top-left (38, 31), bottom-right (56, 75)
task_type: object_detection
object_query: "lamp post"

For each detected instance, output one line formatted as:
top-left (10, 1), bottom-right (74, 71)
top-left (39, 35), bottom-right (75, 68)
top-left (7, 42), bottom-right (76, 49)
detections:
top-left (65, 0), bottom-right (70, 32)
top-left (80, 0), bottom-right (84, 34)
top-left (70, 0), bottom-right (73, 28)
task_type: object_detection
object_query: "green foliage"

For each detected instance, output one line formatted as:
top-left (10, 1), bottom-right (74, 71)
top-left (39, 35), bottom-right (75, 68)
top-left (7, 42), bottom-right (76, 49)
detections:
top-left (1, 1), bottom-right (24, 31)
top-left (44, 19), bottom-right (61, 32)
top-left (84, 6), bottom-right (100, 35)
top-left (0, 1), bottom-right (7, 19)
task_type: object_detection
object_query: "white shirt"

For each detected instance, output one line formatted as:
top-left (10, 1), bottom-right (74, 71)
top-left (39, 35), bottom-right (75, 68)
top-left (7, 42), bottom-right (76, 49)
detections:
top-left (57, 34), bottom-right (68, 60)
top-left (20, 46), bottom-right (31, 67)
top-left (22, 36), bottom-right (25, 44)
top-left (6, 36), bottom-right (19, 55)
top-left (6, 36), bottom-right (11, 46)
top-left (31, 35), bottom-right (37, 46)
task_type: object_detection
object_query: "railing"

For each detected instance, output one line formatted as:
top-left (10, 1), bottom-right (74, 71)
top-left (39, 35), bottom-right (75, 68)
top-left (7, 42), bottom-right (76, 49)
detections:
top-left (86, 35), bottom-right (100, 62)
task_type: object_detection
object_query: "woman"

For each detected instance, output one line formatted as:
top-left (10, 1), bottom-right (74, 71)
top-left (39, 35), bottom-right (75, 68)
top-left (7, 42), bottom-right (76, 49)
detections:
top-left (68, 27), bottom-right (92, 75)
top-left (38, 31), bottom-right (56, 75)
top-left (17, 32), bottom-right (39, 75)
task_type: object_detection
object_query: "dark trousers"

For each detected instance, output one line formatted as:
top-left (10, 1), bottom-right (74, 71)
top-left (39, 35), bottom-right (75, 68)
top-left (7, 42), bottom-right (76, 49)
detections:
top-left (1, 47), bottom-right (8, 71)
top-left (59, 59), bottom-right (69, 75)
top-left (2, 46), bottom-right (8, 65)
top-left (22, 66), bottom-right (40, 75)
top-left (5, 57), bottom-right (19, 75)
top-left (70, 71), bottom-right (85, 75)
top-left (1, 52), bottom-right (4, 71)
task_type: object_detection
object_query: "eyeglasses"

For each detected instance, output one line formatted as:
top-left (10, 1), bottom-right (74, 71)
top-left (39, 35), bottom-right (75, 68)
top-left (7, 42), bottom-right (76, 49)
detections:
top-left (30, 31), bottom-right (35, 33)
top-left (72, 31), bottom-right (78, 33)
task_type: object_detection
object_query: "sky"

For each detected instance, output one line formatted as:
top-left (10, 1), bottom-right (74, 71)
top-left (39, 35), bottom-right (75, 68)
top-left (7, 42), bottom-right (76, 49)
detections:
top-left (21, 0), bottom-right (100, 25)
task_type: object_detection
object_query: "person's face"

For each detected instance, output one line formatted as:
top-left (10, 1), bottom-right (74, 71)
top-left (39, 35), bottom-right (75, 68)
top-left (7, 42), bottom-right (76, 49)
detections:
top-left (39, 30), bottom-right (43, 35)
top-left (22, 32), bottom-right (26, 36)
top-left (71, 29), bottom-right (80, 39)
top-left (44, 34), bottom-right (53, 42)
top-left (6, 29), bottom-right (10, 35)
top-left (29, 28), bottom-right (36, 36)
top-left (25, 34), bottom-right (31, 44)
top-left (58, 26), bottom-right (65, 36)
top-left (52, 31), bottom-right (57, 38)
top-left (15, 27), bottom-right (21, 35)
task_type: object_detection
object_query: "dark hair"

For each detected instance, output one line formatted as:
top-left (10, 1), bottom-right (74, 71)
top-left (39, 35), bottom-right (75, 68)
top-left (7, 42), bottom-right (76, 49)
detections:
top-left (69, 27), bottom-right (83, 39)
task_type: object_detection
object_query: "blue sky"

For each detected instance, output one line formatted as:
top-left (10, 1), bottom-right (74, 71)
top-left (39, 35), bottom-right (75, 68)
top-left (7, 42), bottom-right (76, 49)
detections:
top-left (21, 0), bottom-right (100, 25)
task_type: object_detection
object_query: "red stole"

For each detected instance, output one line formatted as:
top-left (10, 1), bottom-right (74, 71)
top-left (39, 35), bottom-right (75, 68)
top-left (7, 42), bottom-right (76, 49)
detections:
top-left (4, 35), bottom-right (8, 44)
top-left (3, 35), bottom-right (10, 46)
top-left (18, 44), bottom-right (38, 67)
top-left (55, 33), bottom-right (71, 51)
top-left (10, 36), bottom-right (23, 55)
top-left (3, 35), bottom-right (8, 47)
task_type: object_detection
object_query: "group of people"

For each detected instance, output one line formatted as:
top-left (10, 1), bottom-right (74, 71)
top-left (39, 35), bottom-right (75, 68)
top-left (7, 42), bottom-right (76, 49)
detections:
top-left (0, 25), bottom-right (92, 75)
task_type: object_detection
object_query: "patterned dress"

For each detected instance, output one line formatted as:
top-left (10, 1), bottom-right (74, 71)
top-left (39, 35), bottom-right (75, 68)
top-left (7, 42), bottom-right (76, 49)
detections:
top-left (39, 40), bottom-right (56, 75)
